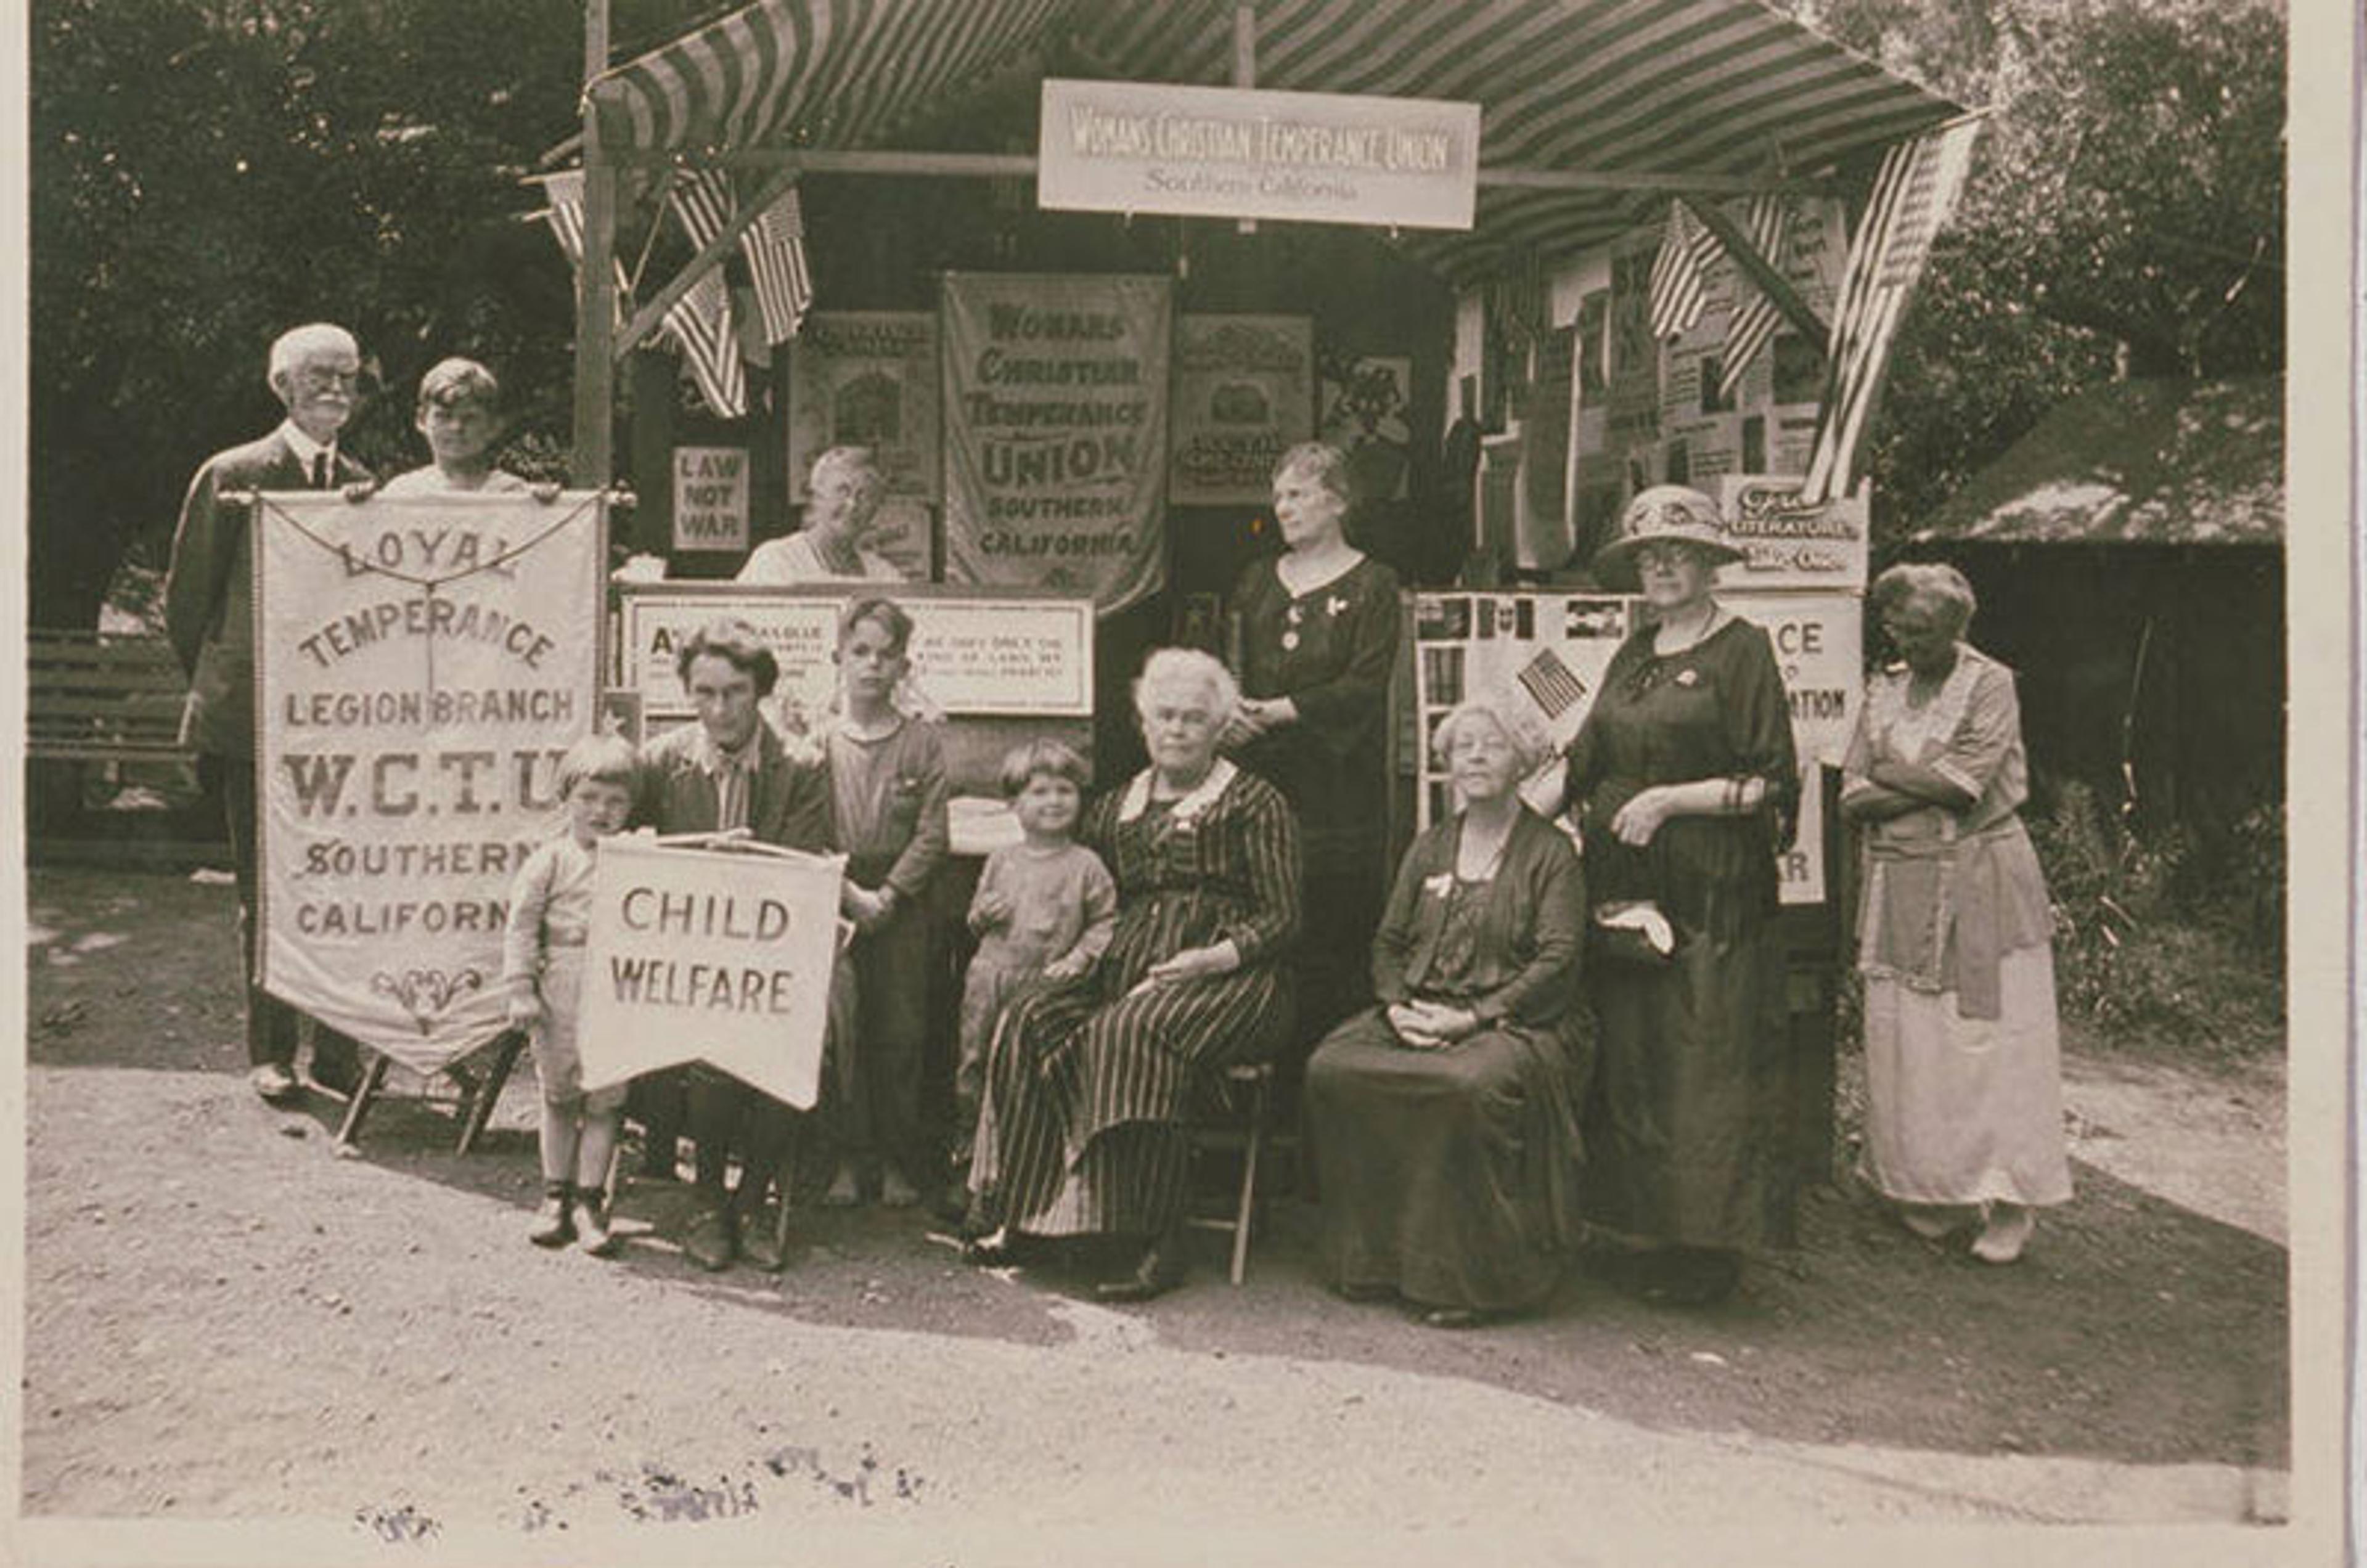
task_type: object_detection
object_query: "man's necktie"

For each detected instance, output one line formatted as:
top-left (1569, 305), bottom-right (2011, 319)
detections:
top-left (311, 451), bottom-right (330, 489)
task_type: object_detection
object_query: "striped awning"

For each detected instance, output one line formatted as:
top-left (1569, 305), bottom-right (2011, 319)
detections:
top-left (589, 0), bottom-right (1964, 280)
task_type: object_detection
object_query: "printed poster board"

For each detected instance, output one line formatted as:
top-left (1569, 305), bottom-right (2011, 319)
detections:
top-left (1714, 475), bottom-right (1871, 592)
top-left (1318, 353), bottom-right (1415, 502)
top-left (1409, 592), bottom-right (1633, 828)
top-left (616, 584), bottom-right (1096, 731)
top-left (785, 311), bottom-right (940, 578)
top-left (941, 272), bottom-right (1170, 613)
top-left (255, 491), bottom-right (606, 1072)
top-left (574, 835), bottom-right (843, 1110)
top-left (1170, 314), bottom-right (1314, 504)
top-left (672, 445), bottom-right (749, 553)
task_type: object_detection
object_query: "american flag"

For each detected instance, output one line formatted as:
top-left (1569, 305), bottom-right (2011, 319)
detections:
top-left (663, 169), bottom-right (748, 419)
top-left (1516, 647), bottom-right (1588, 720)
top-left (1799, 117), bottom-right (1984, 504)
top-left (1716, 194), bottom-right (1791, 403)
top-left (1647, 199), bottom-right (1721, 341)
top-left (538, 170), bottom-right (634, 336)
top-left (743, 182), bottom-right (814, 344)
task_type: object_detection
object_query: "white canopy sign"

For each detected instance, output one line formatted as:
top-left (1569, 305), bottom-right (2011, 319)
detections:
top-left (1039, 78), bottom-right (1479, 231)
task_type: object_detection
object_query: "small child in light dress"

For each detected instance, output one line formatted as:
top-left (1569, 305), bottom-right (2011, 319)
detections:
top-left (954, 739), bottom-right (1117, 1219)
top-left (502, 733), bottom-right (638, 1255)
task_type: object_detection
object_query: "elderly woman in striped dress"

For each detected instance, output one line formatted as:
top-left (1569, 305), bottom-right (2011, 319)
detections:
top-left (965, 648), bottom-right (1301, 1301)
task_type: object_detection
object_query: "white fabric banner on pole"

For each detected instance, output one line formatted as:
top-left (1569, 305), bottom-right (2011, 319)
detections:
top-left (255, 491), bottom-right (605, 1073)
top-left (573, 835), bottom-right (843, 1109)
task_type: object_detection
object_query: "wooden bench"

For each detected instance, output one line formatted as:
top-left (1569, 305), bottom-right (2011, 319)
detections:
top-left (27, 627), bottom-right (191, 768)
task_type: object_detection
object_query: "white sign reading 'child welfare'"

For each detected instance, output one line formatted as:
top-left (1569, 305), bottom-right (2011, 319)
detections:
top-left (574, 835), bottom-right (843, 1111)
top-left (256, 491), bottom-right (605, 1073)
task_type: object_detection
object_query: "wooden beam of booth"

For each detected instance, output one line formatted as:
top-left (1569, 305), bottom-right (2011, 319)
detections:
top-left (599, 142), bottom-right (1829, 367)
top-left (611, 165), bottom-right (801, 360)
top-left (603, 144), bottom-right (1830, 197)
top-left (1680, 194), bottom-right (1831, 347)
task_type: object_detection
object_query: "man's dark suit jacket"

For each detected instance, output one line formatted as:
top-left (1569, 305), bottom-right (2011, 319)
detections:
top-left (162, 427), bottom-right (371, 759)
top-left (633, 718), bottom-right (835, 852)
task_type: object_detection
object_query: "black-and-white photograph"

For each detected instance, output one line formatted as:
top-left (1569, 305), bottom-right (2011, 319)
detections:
top-left (9, 0), bottom-right (2348, 1564)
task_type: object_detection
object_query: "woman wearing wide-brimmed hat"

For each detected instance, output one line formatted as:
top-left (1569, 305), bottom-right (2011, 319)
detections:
top-left (1560, 486), bottom-right (1799, 1306)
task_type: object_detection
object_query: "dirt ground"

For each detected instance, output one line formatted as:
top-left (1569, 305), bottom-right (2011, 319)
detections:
top-left (18, 863), bottom-right (2290, 1550)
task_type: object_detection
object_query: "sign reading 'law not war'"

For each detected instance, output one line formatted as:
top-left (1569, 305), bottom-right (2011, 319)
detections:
top-left (574, 835), bottom-right (843, 1111)
top-left (256, 491), bottom-right (605, 1073)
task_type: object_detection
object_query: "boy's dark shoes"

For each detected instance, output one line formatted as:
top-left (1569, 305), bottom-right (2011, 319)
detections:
top-left (527, 1194), bottom-right (575, 1248)
top-left (682, 1208), bottom-right (737, 1272)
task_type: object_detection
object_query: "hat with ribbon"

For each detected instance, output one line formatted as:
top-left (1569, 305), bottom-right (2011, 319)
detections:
top-left (1592, 484), bottom-right (1743, 591)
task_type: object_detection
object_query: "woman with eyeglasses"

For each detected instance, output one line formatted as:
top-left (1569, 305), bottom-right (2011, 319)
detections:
top-left (1560, 486), bottom-right (1799, 1307)
top-left (1304, 695), bottom-right (1590, 1328)
top-left (740, 446), bottom-right (909, 585)
top-left (1840, 563), bottom-right (2069, 1264)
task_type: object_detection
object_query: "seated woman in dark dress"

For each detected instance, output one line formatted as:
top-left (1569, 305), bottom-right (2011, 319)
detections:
top-left (965, 648), bottom-right (1301, 1302)
top-left (1304, 695), bottom-right (1590, 1328)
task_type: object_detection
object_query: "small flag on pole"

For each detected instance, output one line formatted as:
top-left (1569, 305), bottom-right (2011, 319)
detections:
top-left (1717, 195), bottom-right (1791, 403)
top-left (539, 170), bottom-right (634, 336)
top-left (662, 169), bottom-right (748, 419)
top-left (1799, 117), bottom-right (1983, 504)
top-left (743, 182), bottom-right (815, 344)
top-left (1648, 200), bottom-right (1721, 341)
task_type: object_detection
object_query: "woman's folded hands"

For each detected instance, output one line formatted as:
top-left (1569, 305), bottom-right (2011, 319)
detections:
top-left (1388, 998), bottom-right (1480, 1049)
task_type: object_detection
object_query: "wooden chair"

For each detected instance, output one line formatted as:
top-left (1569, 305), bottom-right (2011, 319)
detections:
top-left (1185, 1060), bottom-right (1277, 1286)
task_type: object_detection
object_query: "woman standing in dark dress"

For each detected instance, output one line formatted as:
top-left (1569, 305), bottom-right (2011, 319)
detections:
top-left (1561, 486), bottom-right (1798, 1306)
top-left (1225, 441), bottom-right (1401, 1043)
top-left (1305, 696), bottom-right (1590, 1327)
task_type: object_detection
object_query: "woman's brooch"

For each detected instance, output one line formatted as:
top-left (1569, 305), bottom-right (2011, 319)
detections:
top-left (1674, 668), bottom-right (1700, 688)
top-left (1423, 872), bottom-right (1455, 900)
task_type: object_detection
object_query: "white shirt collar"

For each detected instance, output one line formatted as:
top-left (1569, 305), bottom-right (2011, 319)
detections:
top-left (277, 420), bottom-right (337, 472)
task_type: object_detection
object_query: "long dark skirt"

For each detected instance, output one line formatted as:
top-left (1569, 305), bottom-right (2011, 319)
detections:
top-left (1584, 925), bottom-right (1795, 1249)
top-left (1306, 1009), bottom-right (1588, 1312)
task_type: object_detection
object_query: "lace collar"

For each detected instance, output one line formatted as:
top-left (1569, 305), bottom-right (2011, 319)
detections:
top-left (1117, 757), bottom-right (1238, 827)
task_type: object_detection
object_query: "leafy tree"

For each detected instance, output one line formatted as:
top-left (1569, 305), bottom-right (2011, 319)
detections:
top-left (29, 0), bottom-right (593, 629)
top-left (1771, 0), bottom-right (2285, 531)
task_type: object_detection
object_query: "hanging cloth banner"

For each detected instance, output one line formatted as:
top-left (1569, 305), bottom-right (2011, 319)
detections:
top-left (941, 272), bottom-right (1171, 615)
top-left (255, 492), bottom-right (607, 1074)
top-left (573, 835), bottom-right (844, 1109)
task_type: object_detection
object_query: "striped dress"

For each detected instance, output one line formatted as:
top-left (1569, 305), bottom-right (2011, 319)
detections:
top-left (973, 759), bottom-right (1301, 1239)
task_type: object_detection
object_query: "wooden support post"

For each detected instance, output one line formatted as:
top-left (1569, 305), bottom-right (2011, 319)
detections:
top-left (456, 1031), bottom-right (527, 1156)
top-left (335, 1052), bottom-right (394, 1151)
top-left (1233, 4), bottom-right (1257, 236)
top-left (571, 0), bottom-right (615, 488)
